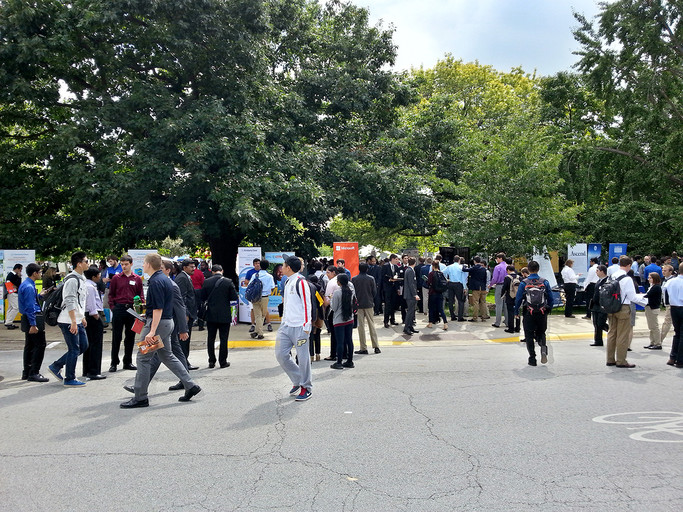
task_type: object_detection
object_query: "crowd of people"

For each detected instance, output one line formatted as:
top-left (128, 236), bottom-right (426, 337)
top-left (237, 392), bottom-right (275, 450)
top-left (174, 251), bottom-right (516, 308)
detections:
top-left (7, 248), bottom-right (683, 406)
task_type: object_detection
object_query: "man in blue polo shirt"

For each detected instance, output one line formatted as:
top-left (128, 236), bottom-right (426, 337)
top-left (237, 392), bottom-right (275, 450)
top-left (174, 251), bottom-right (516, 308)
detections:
top-left (18, 263), bottom-right (50, 382)
top-left (121, 253), bottom-right (201, 409)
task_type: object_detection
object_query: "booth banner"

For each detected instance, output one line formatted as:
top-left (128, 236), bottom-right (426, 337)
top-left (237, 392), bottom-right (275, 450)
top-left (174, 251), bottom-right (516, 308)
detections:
top-left (237, 247), bottom-right (262, 323)
top-left (264, 251), bottom-right (295, 322)
top-left (128, 249), bottom-right (158, 282)
top-left (532, 247), bottom-right (558, 288)
top-left (587, 243), bottom-right (602, 265)
top-left (608, 243), bottom-right (628, 264)
top-left (333, 242), bottom-right (359, 277)
top-left (2, 249), bottom-right (36, 323)
top-left (567, 243), bottom-right (588, 286)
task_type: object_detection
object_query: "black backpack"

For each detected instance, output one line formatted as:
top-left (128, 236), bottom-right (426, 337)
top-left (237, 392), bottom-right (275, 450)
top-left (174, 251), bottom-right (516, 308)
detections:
top-left (245, 271), bottom-right (263, 303)
top-left (432, 271), bottom-right (448, 293)
top-left (523, 277), bottom-right (548, 314)
top-left (599, 274), bottom-right (627, 314)
top-left (42, 274), bottom-right (79, 326)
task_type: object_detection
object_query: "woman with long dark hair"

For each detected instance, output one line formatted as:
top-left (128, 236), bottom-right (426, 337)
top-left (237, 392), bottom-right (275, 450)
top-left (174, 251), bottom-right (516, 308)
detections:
top-left (330, 273), bottom-right (356, 369)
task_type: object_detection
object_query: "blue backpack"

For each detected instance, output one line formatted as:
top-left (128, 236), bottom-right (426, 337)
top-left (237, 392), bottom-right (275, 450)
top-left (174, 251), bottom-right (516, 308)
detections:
top-left (245, 272), bottom-right (263, 303)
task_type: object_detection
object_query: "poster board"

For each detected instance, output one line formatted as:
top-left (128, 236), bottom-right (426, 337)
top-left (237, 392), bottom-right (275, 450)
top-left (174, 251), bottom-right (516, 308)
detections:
top-left (237, 247), bottom-right (261, 323)
top-left (567, 243), bottom-right (588, 285)
top-left (587, 243), bottom-right (602, 265)
top-left (609, 243), bottom-right (628, 264)
top-left (264, 251), bottom-right (295, 322)
top-left (2, 249), bottom-right (36, 322)
top-left (333, 242), bottom-right (359, 277)
top-left (127, 249), bottom-right (158, 282)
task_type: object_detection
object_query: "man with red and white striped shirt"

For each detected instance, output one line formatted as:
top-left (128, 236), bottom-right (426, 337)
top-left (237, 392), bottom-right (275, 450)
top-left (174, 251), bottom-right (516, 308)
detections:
top-left (276, 256), bottom-right (312, 401)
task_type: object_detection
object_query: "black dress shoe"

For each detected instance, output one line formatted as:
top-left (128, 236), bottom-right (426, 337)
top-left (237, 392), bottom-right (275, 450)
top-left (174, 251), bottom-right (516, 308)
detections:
top-left (457, 318), bottom-right (466, 322)
top-left (354, 350), bottom-right (369, 355)
top-left (123, 385), bottom-right (135, 394)
top-left (87, 374), bottom-right (107, 380)
top-left (208, 363), bottom-right (215, 368)
top-left (120, 398), bottom-right (149, 408)
top-left (188, 365), bottom-right (199, 370)
top-left (390, 321), bottom-right (399, 326)
top-left (590, 343), bottom-right (603, 346)
top-left (491, 323), bottom-right (500, 328)
top-left (219, 362), bottom-right (230, 368)
top-left (402, 330), bottom-right (413, 335)
top-left (21, 373), bottom-right (28, 380)
top-left (468, 319), bottom-right (478, 322)
top-left (198, 326), bottom-right (205, 331)
top-left (616, 363), bottom-right (636, 368)
top-left (108, 365), bottom-right (117, 373)
top-left (411, 329), bottom-right (420, 333)
top-left (504, 329), bottom-right (515, 333)
top-left (168, 382), bottom-right (184, 391)
top-left (27, 374), bottom-right (49, 382)
top-left (384, 323), bottom-right (390, 329)
top-left (123, 364), bottom-right (137, 371)
top-left (606, 362), bottom-right (616, 366)
top-left (179, 385), bottom-right (201, 402)
top-left (374, 347), bottom-right (381, 354)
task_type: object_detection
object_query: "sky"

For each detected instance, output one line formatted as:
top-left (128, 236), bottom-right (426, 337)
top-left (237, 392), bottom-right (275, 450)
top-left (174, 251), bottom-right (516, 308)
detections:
top-left (343, 0), bottom-right (605, 76)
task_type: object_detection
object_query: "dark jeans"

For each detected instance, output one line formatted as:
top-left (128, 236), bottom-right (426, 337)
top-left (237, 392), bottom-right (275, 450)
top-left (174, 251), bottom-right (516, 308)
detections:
top-left (592, 311), bottom-right (607, 345)
top-left (584, 283), bottom-right (595, 319)
top-left (334, 323), bottom-right (354, 364)
top-left (447, 282), bottom-right (465, 320)
top-left (309, 327), bottom-right (321, 356)
top-left (670, 306), bottom-right (683, 363)
top-left (327, 309), bottom-right (337, 358)
top-left (374, 290), bottom-right (383, 315)
top-left (428, 293), bottom-right (447, 324)
top-left (523, 311), bottom-right (548, 360)
top-left (383, 288), bottom-right (397, 325)
top-left (564, 283), bottom-right (577, 317)
top-left (207, 321), bottom-right (230, 365)
top-left (506, 302), bottom-right (520, 331)
top-left (55, 323), bottom-right (89, 381)
top-left (83, 313), bottom-right (104, 376)
top-left (111, 304), bottom-right (135, 366)
top-left (23, 324), bottom-right (46, 378)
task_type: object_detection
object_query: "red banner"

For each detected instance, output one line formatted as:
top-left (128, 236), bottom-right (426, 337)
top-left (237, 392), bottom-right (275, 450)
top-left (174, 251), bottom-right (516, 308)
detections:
top-left (333, 242), bottom-right (359, 278)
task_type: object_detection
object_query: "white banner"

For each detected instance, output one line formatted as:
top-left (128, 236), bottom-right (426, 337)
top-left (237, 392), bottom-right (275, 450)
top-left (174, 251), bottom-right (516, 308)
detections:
top-left (2, 249), bottom-right (36, 323)
top-left (567, 243), bottom-right (588, 285)
top-left (237, 247), bottom-right (261, 323)
top-left (264, 251), bottom-right (295, 322)
top-left (128, 249), bottom-right (158, 282)
top-left (532, 247), bottom-right (558, 288)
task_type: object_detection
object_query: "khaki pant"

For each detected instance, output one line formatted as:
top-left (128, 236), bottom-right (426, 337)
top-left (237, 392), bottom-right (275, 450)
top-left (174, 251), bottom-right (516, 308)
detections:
top-left (644, 306), bottom-right (661, 346)
top-left (252, 296), bottom-right (269, 336)
top-left (471, 290), bottom-right (488, 320)
top-left (660, 305), bottom-right (672, 345)
top-left (357, 307), bottom-right (379, 350)
top-left (607, 305), bottom-right (633, 365)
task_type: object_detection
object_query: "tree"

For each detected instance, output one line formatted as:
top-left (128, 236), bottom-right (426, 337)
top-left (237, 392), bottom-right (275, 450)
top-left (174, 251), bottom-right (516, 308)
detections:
top-left (0, 0), bottom-right (421, 274)
top-left (567, 0), bottom-right (683, 253)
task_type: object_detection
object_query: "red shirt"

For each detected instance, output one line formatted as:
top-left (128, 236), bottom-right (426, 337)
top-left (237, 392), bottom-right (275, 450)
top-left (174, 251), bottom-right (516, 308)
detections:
top-left (191, 268), bottom-right (205, 290)
top-left (109, 272), bottom-right (144, 306)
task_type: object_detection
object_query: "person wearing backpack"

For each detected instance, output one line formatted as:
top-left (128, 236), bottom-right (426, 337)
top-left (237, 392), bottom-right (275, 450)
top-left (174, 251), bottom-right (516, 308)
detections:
top-left (330, 273), bottom-right (357, 368)
top-left (427, 261), bottom-right (448, 330)
top-left (514, 260), bottom-right (553, 366)
top-left (47, 251), bottom-right (90, 387)
top-left (502, 265), bottom-right (520, 334)
top-left (602, 256), bottom-right (641, 368)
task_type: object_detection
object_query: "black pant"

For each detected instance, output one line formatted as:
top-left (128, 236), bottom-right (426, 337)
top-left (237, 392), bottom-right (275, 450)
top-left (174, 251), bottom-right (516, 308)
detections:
top-left (22, 324), bottom-right (46, 378)
top-left (564, 283), bottom-right (577, 317)
top-left (195, 289), bottom-right (205, 328)
top-left (374, 289), bottom-right (383, 315)
top-left (506, 302), bottom-right (520, 331)
top-left (111, 304), bottom-right (135, 366)
top-left (383, 288), bottom-right (397, 325)
top-left (447, 282), bottom-right (466, 320)
top-left (83, 313), bottom-right (104, 376)
top-left (181, 317), bottom-right (195, 359)
top-left (309, 327), bottom-right (321, 356)
top-left (592, 311), bottom-right (607, 345)
top-left (583, 283), bottom-right (595, 319)
top-left (669, 306), bottom-right (683, 364)
top-left (428, 293), bottom-right (447, 324)
top-left (327, 309), bottom-right (337, 358)
top-left (523, 310), bottom-right (548, 360)
top-left (207, 321), bottom-right (230, 365)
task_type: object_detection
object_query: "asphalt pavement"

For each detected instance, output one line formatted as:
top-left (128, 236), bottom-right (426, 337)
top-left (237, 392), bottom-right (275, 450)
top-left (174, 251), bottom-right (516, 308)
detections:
top-left (0, 312), bottom-right (681, 511)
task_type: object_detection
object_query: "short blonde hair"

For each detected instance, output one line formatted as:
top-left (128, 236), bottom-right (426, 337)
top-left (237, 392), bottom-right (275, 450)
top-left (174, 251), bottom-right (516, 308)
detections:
top-left (144, 253), bottom-right (162, 270)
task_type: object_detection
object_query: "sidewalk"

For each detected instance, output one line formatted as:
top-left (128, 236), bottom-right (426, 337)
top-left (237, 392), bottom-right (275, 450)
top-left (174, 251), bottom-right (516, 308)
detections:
top-left (0, 309), bottom-right (654, 352)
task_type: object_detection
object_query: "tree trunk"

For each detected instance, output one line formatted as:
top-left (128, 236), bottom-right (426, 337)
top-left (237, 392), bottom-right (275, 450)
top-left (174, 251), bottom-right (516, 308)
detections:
top-left (208, 231), bottom-right (245, 283)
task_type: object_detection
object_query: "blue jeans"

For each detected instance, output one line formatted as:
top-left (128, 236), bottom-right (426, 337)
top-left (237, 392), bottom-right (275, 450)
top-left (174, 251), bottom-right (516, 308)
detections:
top-left (55, 323), bottom-right (89, 381)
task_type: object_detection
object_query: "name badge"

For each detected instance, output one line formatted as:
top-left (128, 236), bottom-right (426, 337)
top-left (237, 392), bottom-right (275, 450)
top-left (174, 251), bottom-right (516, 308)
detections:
top-left (129, 280), bottom-right (136, 286)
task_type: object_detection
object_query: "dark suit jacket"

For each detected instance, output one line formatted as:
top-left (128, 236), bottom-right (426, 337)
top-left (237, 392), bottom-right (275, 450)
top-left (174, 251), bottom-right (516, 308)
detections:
top-left (351, 273), bottom-right (377, 309)
top-left (175, 271), bottom-right (197, 320)
top-left (403, 267), bottom-right (417, 299)
top-left (171, 281), bottom-right (188, 334)
top-left (201, 274), bottom-right (238, 324)
top-left (381, 263), bottom-right (399, 294)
